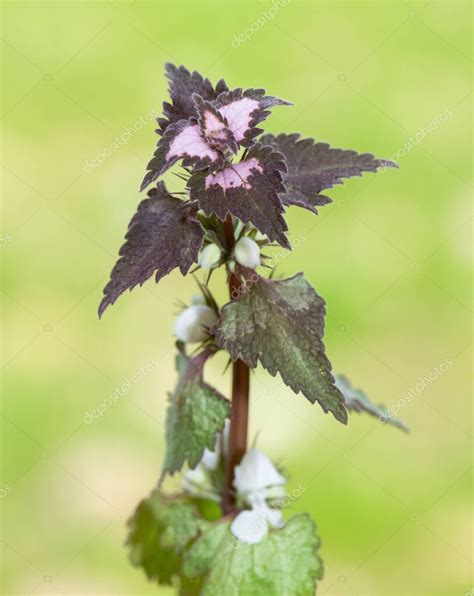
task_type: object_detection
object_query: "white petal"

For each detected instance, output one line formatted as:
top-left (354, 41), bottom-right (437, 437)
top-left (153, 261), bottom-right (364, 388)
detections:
top-left (181, 464), bottom-right (208, 495)
top-left (234, 237), bottom-right (261, 269)
top-left (259, 506), bottom-right (284, 529)
top-left (265, 484), bottom-right (286, 502)
top-left (173, 305), bottom-right (217, 343)
top-left (234, 448), bottom-right (286, 495)
top-left (230, 509), bottom-right (269, 544)
top-left (200, 446), bottom-right (220, 471)
top-left (222, 419), bottom-right (231, 458)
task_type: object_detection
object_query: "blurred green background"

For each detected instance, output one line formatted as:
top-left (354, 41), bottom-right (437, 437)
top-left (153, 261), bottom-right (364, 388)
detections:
top-left (1, 0), bottom-right (472, 594)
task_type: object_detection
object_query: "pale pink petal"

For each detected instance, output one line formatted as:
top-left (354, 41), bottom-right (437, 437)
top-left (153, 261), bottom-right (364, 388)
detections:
top-left (218, 98), bottom-right (259, 142)
top-left (167, 124), bottom-right (218, 161)
top-left (205, 158), bottom-right (262, 190)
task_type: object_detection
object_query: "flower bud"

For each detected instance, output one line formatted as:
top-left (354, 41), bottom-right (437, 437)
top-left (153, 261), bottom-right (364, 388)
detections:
top-left (173, 304), bottom-right (217, 343)
top-left (234, 237), bottom-right (261, 269)
top-left (198, 243), bottom-right (222, 270)
top-left (191, 293), bottom-right (206, 306)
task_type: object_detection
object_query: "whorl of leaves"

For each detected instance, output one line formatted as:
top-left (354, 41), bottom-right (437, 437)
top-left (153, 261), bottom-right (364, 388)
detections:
top-left (188, 143), bottom-right (290, 248)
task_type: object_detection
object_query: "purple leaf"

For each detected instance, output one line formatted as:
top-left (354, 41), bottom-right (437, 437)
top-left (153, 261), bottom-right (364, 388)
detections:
top-left (141, 119), bottom-right (225, 191)
top-left (260, 133), bottom-right (397, 211)
top-left (188, 144), bottom-right (290, 248)
top-left (158, 63), bottom-right (228, 134)
top-left (194, 94), bottom-right (238, 154)
top-left (214, 88), bottom-right (292, 147)
top-left (99, 183), bottom-right (204, 317)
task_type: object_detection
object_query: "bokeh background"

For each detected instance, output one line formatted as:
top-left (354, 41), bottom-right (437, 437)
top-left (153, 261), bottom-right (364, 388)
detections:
top-left (1, 1), bottom-right (472, 594)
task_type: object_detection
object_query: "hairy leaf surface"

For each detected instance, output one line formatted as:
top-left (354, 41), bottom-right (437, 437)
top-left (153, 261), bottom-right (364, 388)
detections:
top-left (214, 274), bottom-right (348, 423)
top-left (189, 144), bottom-right (289, 248)
top-left (99, 183), bottom-right (203, 316)
top-left (183, 514), bottom-right (323, 595)
top-left (163, 348), bottom-right (230, 477)
top-left (261, 133), bottom-right (396, 211)
top-left (336, 375), bottom-right (409, 432)
top-left (127, 491), bottom-right (205, 585)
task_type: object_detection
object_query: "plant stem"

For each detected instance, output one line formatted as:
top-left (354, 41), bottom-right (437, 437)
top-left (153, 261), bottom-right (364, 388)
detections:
top-left (223, 216), bottom-right (250, 513)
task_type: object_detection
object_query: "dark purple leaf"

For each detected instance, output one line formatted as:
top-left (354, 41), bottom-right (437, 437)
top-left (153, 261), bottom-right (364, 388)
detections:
top-left (214, 88), bottom-right (292, 147)
top-left (141, 119), bottom-right (225, 191)
top-left (188, 144), bottom-right (290, 248)
top-left (158, 63), bottom-right (228, 134)
top-left (99, 183), bottom-right (204, 317)
top-left (260, 133), bottom-right (397, 211)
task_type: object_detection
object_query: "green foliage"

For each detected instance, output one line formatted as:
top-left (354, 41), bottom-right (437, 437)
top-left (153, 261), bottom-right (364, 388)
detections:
top-left (162, 348), bottom-right (230, 478)
top-left (127, 491), bottom-right (206, 585)
top-left (215, 273), bottom-right (348, 423)
top-left (336, 375), bottom-right (409, 432)
top-left (183, 514), bottom-right (324, 595)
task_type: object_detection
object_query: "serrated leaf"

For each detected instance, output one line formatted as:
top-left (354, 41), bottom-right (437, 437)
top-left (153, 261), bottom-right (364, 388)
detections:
top-left (213, 88), bottom-right (292, 147)
top-left (214, 274), bottom-right (348, 424)
top-left (127, 491), bottom-right (205, 585)
top-left (260, 133), bottom-right (396, 211)
top-left (194, 93), bottom-right (238, 154)
top-left (189, 144), bottom-right (290, 248)
top-left (141, 119), bottom-right (226, 190)
top-left (99, 183), bottom-right (204, 317)
top-left (183, 514), bottom-right (323, 595)
top-left (163, 348), bottom-right (230, 478)
top-left (336, 375), bottom-right (409, 432)
top-left (158, 63), bottom-right (228, 134)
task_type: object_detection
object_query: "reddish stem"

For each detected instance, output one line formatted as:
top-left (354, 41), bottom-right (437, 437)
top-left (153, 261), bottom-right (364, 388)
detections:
top-left (222, 216), bottom-right (250, 513)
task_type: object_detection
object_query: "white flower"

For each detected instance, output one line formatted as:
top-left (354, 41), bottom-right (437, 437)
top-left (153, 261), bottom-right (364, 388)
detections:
top-left (173, 304), bottom-right (217, 343)
top-left (191, 293), bottom-right (206, 306)
top-left (234, 237), bottom-right (261, 269)
top-left (201, 446), bottom-right (220, 471)
top-left (231, 505), bottom-right (284, 544)
top-left (231, 448), bottom-right (287, 544)
top-left (181, 464), bottom-right (208, 496)
top-left (234, 448), bottom-right (285, 496)
top-left (198, 243), bottom-right (222, 270)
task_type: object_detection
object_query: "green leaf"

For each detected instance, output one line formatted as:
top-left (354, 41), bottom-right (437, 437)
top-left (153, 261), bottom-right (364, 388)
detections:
top-left (215, 274), bottom-right (348, 424)
top-left (127, 491), bottom-right (205, 585)
top-left (336, 375), bottom-right (409, 432)
top-left (163, 348), bottom-right (230, 478)
top-left (183, 514), bottom-right (323, 595)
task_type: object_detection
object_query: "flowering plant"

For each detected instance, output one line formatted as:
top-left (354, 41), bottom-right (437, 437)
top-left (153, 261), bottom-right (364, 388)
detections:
top-left (100, 64), bottom-right (406, 594)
